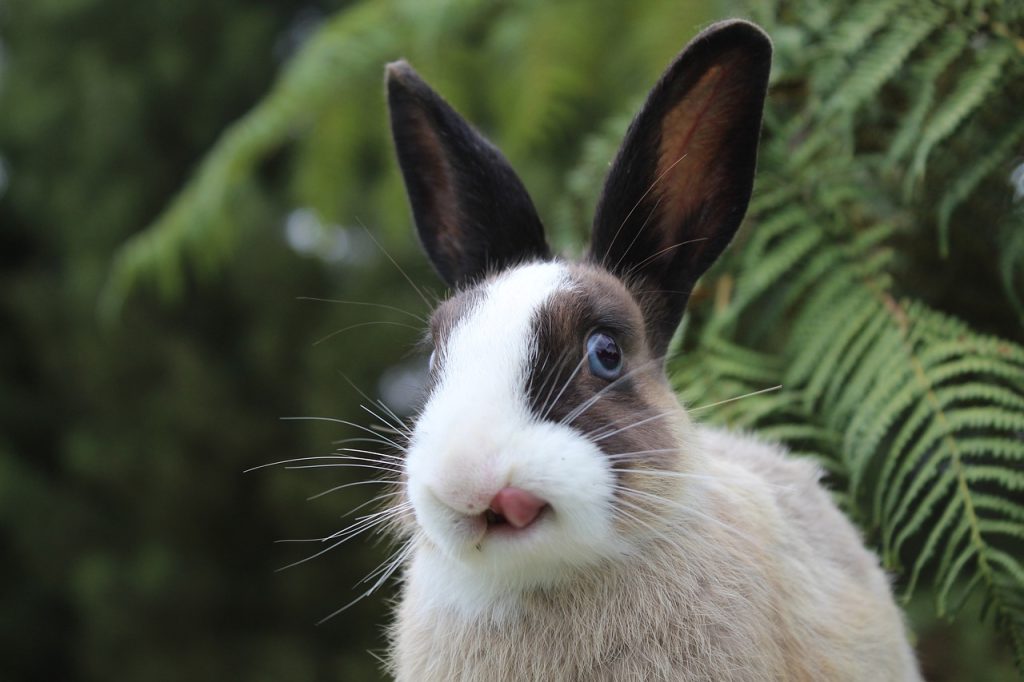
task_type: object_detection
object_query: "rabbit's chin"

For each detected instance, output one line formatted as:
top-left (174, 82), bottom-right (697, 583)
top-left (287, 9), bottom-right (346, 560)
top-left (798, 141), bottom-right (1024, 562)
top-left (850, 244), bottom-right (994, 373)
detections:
top-left (404, 419), bottom-right (628, 600)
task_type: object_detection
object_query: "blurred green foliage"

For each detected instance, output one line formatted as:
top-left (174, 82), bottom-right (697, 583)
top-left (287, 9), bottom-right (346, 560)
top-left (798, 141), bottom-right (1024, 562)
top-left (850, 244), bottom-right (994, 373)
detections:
top-left (2, 0), bottom-right (1023, 680)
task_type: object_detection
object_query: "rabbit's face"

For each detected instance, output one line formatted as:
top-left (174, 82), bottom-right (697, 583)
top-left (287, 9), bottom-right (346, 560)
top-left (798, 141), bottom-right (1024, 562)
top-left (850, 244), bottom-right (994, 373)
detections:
top-left (386, 20), bottom-right (771, 597)
top-left (406, 260), bottom-right (690, 587)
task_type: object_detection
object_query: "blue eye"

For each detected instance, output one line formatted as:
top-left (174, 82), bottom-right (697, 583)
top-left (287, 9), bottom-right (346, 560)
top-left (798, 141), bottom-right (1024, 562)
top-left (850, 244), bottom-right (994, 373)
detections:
top-left (587, 332), bottom-right (623, 380)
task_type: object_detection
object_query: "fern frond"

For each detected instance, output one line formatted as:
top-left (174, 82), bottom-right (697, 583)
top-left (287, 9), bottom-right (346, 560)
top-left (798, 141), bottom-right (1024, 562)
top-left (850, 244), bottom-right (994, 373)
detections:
top-left (822, 6), bottom-right (945, 116)
top-left (100, 0), bottom-right (496, 317)
top-left (884, 28), bottom-right (969, 168)
top-left (906, 39), bottom-right (1016, 190)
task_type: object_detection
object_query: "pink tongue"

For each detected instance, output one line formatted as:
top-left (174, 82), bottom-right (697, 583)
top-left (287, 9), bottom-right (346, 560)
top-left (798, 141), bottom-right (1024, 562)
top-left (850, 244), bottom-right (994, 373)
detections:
top-left (489, 487), bottom-right (547, 529)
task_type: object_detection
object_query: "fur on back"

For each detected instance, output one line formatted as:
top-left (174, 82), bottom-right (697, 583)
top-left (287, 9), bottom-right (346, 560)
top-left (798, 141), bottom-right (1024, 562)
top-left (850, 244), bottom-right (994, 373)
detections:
top-left (390, 427), bottom-right (920, 682)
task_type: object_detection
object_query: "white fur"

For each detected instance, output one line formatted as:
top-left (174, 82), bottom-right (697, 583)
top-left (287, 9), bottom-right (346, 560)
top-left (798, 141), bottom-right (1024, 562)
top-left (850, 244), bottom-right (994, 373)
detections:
top-left (405, 262), bottom-right (625, 615)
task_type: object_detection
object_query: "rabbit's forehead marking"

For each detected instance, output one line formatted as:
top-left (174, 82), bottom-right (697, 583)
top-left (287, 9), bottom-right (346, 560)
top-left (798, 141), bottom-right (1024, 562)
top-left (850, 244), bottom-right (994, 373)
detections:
top-left (430, 260), bottom-right (570, 411)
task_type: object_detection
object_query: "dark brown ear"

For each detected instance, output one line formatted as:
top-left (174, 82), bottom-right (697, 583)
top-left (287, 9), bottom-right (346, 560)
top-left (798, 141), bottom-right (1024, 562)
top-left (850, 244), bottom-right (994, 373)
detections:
top-left (588, 20), bottom-right (772, 355)
top-left (386, 61), bottom-right (551, 288)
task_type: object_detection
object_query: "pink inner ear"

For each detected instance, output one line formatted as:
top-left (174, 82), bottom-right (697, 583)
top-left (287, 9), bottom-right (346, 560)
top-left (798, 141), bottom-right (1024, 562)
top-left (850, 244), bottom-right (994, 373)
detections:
top-left (407, 109), bottom-right (464, 262)
top-left (655, 53), bottom-right (747, 258)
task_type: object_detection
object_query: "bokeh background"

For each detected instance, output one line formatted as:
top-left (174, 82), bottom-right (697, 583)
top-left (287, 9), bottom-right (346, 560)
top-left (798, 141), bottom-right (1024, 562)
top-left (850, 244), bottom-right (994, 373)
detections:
top-left (2, 1), bottom-right (1022, 680)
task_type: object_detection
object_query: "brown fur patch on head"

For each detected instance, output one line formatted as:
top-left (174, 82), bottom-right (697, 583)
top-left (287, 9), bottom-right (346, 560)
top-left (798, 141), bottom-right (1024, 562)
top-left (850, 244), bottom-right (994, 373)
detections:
top-left (526, 264), bottom-right (686, 507)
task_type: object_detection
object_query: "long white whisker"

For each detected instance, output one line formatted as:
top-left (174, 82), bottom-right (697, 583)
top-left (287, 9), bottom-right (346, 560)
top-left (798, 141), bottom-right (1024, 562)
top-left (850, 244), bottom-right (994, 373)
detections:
top-left (600, 152), bottom-right (690, 269)
top-left (611, 499), bottom-right (699, 561)
top-left (358, 220), bottom-right (434, 310)
top-left (336, 371), bottom-right (413, 437)
top-left (376, 399), bottom-right (409, 434)
top-left (604, 448), bottom-right (681, 461)
top-left (542, 354), bottom-right (588, 422)
top-left (590, 410), bottom-right (676, 442)
top-left (314, 320), bottom-right (421, 347)
top-left (331, 435), bottom-right (405, 449)
top-left (244, 455), bottom-right (363, 473)
top-left (296, 296), bottom-right (427, 323)
top-left (611, 192), bottom-right (665, 274)
top-left (560, 355), bottom-right (665, 426)
top-left (306, 479), bottom-right (396, 501)
top-left (615, 486), bottom-right (763, 549)
top-left (613, 467), bottom-right (795, 491)
top-left (689, 385), bottom-right (783, 413)
top-left (275, 507), bottom-right (411, 572)
top-left (316, 537), bottom-right (416, 625)
top-left (536, 348), bottom-right (573, 418)
top-left (285, 462), bottom-right (404, 474)
top-left (622, 237), bottom-right (709, 281)
top-left (333, 448), bottom-right (406, 463)
top-left (281, 416), bottom-right (405, 449)
top-left (361, 403), bottom-right (411, 437)
top-left (340, 490), bottom-right (405, 519)
top-left (319, 503), bottom-right (413, 544)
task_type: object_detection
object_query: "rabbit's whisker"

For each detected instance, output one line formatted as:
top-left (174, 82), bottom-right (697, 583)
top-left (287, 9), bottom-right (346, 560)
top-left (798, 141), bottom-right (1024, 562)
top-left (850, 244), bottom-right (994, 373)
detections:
top-left (361, 403), bottom-right (411, 437)
top-left (307, 479), bottom-right (399, 502)
top-left (276, 504), bottom-right (412, 572)
top-left (535, 347), bottom-right (575, 418)
top-left (281, 416), bottom-right (407, 449)
top-left (610, 499), bottom-right (713, 572)
top-left (333, 448), bottom-right (406, 463)
top-left (296, 296), bottom-right (428, 324)
top-left (332, 435), bottom-right (406, 448)
top-left (589, 409), bottom-right (677, 442)
top-left (320, 503), bottom-right (414, 545)
top-left (340, 490), bottom-right (406, 519)
top-left (560, 355), bottom-right (667, 426)
top-left (600, 151), bottom-right (690, 270)
top-left (604, 448), bottom-right (682, 461)
top-left (314, 320), bottom-right (422, 347)
top-left (612, 466), bottom-right (794, 491)
top-left (338, 372), bottom-right (414, 437)
top-left (316, 535), bottom-right (418, 625)
top-left (285, 462), bottom-right (404, 475)
top-left (611, 192), bottom-right (665, 274)
top-left (615, 486), bottom-right (764, 550)
top-left (374, 398), bottom-right (411, 434)
top-left (357, 219), bottom-right (437, 310)
top-left (622, 237), bottom-right (710, 282)
top-left (689, 384), bottom-right (782, 413)
top-left (541, 354), bottom-right (588, 421)
top-left (244, 455), bottom-right (365, 473)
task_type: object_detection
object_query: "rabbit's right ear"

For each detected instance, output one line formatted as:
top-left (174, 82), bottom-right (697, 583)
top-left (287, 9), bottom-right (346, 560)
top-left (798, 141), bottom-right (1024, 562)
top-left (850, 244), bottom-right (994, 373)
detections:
top-left (386, 61), bottom-right (550, 288)
top-left (588, 20), bottom-right (771, 355)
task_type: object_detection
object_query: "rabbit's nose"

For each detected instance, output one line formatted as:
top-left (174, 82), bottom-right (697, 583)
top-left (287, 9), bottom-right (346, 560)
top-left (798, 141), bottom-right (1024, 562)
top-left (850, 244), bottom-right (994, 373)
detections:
top-left (488, 487), bottom-right (548, 529)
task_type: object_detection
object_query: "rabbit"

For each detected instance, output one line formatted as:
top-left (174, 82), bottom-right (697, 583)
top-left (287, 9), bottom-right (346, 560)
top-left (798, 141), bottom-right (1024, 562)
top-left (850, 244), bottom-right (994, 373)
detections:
top-left (379, 19), bottom-right (922, 682)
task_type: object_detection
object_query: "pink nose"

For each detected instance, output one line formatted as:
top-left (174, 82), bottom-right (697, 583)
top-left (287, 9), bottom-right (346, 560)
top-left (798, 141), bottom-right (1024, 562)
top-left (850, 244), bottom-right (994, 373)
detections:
top-left (489, 487), bottom-right (548, 529)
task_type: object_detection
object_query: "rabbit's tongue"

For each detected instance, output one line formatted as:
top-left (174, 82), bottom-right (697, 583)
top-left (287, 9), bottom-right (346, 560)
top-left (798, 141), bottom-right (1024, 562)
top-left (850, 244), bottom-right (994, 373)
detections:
top-left (489, 487), bottom-right (548, 529)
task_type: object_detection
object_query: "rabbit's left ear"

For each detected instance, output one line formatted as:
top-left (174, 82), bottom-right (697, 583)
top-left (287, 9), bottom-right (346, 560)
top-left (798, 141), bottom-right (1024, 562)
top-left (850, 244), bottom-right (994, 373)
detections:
top-left (387, 61), bottom-right (550, 288)
top-left (588, 20), bottom-right (771, 354)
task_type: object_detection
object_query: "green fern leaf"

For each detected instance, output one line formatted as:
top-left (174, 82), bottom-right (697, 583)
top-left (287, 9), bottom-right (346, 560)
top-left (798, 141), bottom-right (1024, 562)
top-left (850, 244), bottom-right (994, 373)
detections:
top-left (907, 39), bottom-right (1016, 191)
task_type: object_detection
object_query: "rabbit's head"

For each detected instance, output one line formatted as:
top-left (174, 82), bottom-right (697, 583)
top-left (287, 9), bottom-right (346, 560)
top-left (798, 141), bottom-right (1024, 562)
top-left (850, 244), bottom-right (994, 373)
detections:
top-left (386, 20), bottom-right (771, 600)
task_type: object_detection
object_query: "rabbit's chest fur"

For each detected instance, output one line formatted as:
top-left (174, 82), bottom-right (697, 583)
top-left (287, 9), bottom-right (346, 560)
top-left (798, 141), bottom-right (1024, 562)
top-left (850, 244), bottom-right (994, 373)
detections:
top-left (390, 427), bottom-right (919, 682)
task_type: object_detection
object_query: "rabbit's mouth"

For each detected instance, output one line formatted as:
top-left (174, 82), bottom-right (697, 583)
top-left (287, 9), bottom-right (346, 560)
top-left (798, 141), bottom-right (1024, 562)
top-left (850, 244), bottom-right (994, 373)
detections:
top-left (482, 506), bottom-right (550, 534)
top-left (482, 486), bottom-right (550, 534)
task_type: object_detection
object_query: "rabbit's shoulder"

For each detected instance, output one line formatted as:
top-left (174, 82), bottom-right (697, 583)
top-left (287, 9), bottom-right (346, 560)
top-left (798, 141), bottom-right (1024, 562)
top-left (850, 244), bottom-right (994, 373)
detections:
top-left (697, 425), bottom-right (885, 585)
